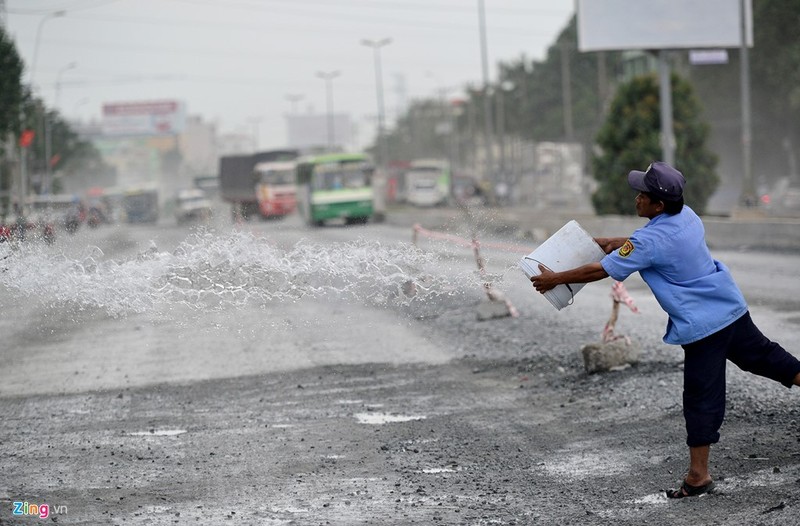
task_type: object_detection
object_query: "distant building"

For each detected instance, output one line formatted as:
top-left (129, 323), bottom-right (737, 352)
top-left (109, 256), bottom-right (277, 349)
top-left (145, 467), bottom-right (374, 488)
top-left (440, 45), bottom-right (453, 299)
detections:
top-left (77, 99), bottom-right (197, 203)
top-left (101, 100), bottom-right (186, 137)
top-left (179, 116), bottom-right (217, 178)
top-left (217, 133), bottom-right (253, 157)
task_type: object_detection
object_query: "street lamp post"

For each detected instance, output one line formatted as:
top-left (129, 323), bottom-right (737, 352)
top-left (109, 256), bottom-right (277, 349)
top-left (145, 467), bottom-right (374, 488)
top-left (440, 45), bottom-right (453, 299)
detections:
top-left (436, 86), bottom-right (462, 203)
top-left (315, 70), bottom-right (340, 151)
top-left (29, 10), bottom-right (66, 86)
top-left (477, 0), bottom-right (495, 204)
top-left (496, 80), bottom-right (514, 182)
top-left (18, 9), bottom-right (65, 213)
top-left (284, 94), bottom-right (304, 151)
top-left (54, 61), bottom-right (76, 109)
top-left (248, 116), bottom-right (263, 152)
top-left (284, 93), bottom-right (304, 114)
top-left (361, 38), bottom-right (391, 166)
top-left (738, 0), bottom-right (755, 207)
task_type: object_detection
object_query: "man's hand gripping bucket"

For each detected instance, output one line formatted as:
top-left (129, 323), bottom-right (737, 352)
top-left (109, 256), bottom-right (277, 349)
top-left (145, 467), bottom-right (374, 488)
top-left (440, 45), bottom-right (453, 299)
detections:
top-left (519, 220), bottom-right (607, 310)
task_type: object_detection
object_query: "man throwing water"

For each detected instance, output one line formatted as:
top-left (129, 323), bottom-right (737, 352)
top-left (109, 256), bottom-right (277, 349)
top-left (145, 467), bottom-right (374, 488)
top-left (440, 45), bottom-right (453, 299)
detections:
top-left (530, 161), bottom-right (800, 498)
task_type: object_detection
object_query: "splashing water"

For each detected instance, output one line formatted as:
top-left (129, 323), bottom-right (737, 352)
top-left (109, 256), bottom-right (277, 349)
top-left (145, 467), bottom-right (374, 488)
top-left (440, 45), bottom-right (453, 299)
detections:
top-left (0, 230), bottom-right (495, 318)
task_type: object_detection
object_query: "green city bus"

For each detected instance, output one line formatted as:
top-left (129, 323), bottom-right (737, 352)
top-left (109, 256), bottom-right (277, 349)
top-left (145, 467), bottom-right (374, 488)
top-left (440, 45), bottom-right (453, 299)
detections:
top-left (295, 153), bottom-right (375, 226)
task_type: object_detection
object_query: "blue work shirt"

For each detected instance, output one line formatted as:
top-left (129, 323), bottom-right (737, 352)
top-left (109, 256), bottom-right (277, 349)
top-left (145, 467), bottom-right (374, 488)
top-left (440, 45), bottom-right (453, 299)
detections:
top-left (600, 206), bottom-right (747, 345)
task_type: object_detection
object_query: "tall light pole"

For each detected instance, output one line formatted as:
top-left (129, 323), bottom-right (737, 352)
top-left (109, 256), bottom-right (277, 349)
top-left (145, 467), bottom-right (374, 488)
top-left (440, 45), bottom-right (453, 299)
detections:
top-left (248, 116), bottom-right (263, 152)
top-left (560, 42), bottom-right (574, 142)
top-left (54, 61), bottom-right (76, 109)
top-left (496, 80), bottom-right (514, 178)
top-left (477, 0), bottom-right (495, 203)
top-left (738, 0), bottom-right (755, 207)
top-left (29, 10), bottom-right (66, 86)
top-left (361, 37), bottom-right (391, 166)
top-left (285, 93), bottom-right (304, 114)
top-left (316, 70), bottom-right (340, 151)
top-left (658, 50), bottom-right (675, 166)
top-left (18, 9), bottom-right (65, 212)
top-left (284, 94), bottom-right (304, 151)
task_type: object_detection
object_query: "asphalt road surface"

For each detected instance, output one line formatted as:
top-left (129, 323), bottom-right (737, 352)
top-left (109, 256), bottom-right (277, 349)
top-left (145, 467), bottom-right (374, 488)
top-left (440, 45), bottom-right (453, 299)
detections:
top-left (1, 210), bottom-right (799, 525)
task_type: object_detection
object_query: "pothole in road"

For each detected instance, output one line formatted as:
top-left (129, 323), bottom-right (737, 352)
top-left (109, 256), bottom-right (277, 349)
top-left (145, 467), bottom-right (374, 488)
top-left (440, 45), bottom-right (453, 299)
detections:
top-left (541, 451), bottom-right (630, 480)
top-left (419, 467), bottom-right (457, 474)
top-left (128, 429), bottom-right (187, 436)
top-left (354, 412), bottom-right (427, 425)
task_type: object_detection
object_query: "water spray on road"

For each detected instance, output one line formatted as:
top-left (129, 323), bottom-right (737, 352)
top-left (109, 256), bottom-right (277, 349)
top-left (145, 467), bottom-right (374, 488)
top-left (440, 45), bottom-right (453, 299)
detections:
top-left (0, 229), bottom-right (510, 319)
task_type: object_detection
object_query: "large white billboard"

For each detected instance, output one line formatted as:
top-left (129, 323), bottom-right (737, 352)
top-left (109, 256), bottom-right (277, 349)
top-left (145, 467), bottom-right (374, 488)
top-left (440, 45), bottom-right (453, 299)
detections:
top-left (102, 100), bottom-right (186, 136)
top-left (577, 0), bottom-right (753, 52)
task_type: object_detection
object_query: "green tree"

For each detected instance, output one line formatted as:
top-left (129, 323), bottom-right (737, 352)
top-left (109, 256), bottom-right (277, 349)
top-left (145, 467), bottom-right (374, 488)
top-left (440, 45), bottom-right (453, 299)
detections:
top-left (0, 26), bottom-right (25, 218)
top-left (0, 26), bottom-right (24, 139)
top-left (382, 98), bottom-right (452, 162)
top-left (452, 18), bottom-right (622, 149)
top-left (591, 73), bottom-right (718, 215)
top-left (23, 102), bottom-right (114, 193)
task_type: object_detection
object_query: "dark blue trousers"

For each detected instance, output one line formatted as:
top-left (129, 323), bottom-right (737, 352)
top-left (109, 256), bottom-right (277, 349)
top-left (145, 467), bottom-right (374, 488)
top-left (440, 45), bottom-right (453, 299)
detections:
top-left (680, 311), bottom-right (800, 447)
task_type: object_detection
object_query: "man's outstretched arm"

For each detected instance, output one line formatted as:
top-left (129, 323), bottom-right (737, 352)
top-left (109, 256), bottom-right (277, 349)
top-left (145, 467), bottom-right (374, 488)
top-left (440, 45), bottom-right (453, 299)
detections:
top-left (530, 262), bottom-right (609, 294)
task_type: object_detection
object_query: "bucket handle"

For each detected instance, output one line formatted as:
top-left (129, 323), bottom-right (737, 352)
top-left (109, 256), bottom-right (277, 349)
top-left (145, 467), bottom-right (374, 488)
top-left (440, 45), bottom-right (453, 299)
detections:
top-left (523, 257), bottom-right (575, 306)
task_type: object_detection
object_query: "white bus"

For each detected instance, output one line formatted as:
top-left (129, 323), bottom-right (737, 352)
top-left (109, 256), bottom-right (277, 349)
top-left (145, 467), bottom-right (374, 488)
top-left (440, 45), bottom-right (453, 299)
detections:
top-left (405, 159), bottom-right (450, 207)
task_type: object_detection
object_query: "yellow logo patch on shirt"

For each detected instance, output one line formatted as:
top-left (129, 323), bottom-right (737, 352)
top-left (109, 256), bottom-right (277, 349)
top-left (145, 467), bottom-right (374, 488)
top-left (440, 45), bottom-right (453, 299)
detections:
top-left (618, 239), bottom-right (634, 258)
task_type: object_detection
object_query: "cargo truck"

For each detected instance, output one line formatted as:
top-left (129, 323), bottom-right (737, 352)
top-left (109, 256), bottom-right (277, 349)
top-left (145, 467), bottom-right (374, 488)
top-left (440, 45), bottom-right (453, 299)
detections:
top-left (219, 149), bottom-right (298, 221)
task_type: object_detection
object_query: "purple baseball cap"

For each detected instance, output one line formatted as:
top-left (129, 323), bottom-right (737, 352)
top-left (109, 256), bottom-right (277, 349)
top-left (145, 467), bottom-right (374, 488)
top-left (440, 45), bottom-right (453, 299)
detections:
top-left (628, 161), bottom-right (685, 201)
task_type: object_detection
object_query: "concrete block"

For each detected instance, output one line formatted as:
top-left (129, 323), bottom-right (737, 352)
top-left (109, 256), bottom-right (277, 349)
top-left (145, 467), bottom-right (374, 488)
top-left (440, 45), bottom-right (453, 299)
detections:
top-left (581, 339), bottom-right (641, 374)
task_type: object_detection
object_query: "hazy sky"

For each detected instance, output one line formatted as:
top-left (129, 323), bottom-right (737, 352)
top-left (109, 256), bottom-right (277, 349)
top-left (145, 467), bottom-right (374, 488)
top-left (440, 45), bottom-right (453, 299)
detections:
top-left (5, 0), bottom-right (575, 149)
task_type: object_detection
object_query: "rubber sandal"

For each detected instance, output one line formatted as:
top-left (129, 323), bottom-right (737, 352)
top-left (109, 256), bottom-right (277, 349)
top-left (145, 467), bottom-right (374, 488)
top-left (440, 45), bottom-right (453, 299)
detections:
top-left (666, 479), bottom-right (715, 499)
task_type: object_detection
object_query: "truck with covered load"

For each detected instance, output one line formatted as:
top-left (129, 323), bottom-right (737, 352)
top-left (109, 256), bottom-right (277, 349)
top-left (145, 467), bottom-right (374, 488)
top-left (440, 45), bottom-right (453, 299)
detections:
top-left (219, 149), bottom-right (298, 221)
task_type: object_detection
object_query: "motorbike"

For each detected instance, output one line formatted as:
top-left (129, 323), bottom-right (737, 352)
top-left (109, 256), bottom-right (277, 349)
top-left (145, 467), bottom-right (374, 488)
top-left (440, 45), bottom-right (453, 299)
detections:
top-left (42, 224), bottom-right (56, 245)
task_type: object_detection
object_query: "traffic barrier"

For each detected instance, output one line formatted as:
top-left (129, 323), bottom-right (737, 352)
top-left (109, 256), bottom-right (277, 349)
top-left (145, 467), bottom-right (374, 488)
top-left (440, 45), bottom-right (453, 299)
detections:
top-left (603, 281), bottom-right (639, 343)
top-left (412, 223), bottom-right (520, 318)
top-left (411, 223), bottom-right (639, 323)
top-left (412, 223), bottom-right (530, 253)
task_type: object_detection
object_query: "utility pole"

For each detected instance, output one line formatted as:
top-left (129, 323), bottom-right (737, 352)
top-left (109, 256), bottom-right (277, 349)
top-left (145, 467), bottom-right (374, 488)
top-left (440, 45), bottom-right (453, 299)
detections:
top-left (316, 70), bottom-right (340, 151)
top-left (248, 117), bottom-right (263, 152)
top-left (285, 93), bottom-right (304, 114)
top-left (560, 42), bottom-right (574, 142)
top-left (477, 0), bottom-right (495, 202)
top-left (597, 51), bottom-right (608, 113)
top-left (361, 38), bottom-right (391, 167)
top-left (658, 50), bottom-right (675, 166)
top-left (738, 0), bottom-right (755, 207)
top-left (18, 9), bottom-right (65, 212)
top-left (30, 11), bottom-right (66, 86)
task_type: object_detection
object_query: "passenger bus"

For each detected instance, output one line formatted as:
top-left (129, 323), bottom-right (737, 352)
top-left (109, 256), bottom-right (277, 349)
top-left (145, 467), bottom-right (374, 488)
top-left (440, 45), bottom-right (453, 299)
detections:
top-left (405, 159), bottom-right (450, 207)
top-left (253, 159), bottom-right (297, 219)
top-left (295, 153), bottom-right (375, 226)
